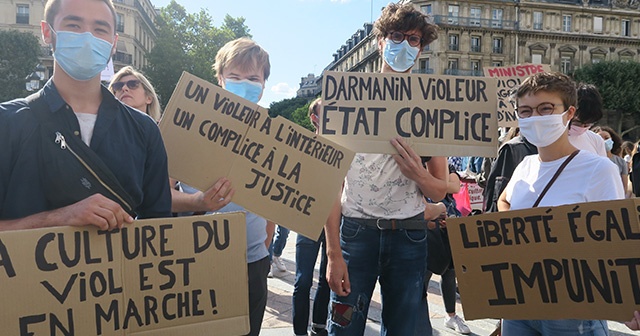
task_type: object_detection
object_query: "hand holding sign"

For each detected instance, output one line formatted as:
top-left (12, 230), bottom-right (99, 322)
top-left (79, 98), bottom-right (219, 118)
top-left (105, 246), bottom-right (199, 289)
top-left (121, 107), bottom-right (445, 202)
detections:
top-left (625, 310), bottom-right (640, 330)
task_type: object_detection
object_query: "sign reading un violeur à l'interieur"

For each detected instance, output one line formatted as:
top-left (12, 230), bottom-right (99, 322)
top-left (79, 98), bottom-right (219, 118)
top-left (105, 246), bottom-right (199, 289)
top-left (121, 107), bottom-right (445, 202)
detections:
top-left (448, 199), bottom-right (640, 321)
top-left (159, 72), bottom-right (355, 240)
top-left (0, 213), bottom-right (249, 336)
top-left (320, 71), bottom-right (499, 157)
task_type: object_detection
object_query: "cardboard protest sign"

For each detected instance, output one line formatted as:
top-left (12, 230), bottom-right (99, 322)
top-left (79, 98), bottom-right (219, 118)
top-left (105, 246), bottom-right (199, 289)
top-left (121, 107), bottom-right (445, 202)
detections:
top-left (319, 71), bottom-right (499, 157)
top-left (0, 213), bottom-right (249, 336)
top-left (159, 72), bottom-right (354, 240)
top-left (447, 199), bottom-right (640, 321)
top-left (483, 63), bottom-right (551, 127)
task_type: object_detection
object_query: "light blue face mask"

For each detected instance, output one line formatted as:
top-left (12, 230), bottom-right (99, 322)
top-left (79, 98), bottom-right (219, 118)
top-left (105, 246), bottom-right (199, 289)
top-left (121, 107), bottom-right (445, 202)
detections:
top-left (383, 38), bottom-right (420, 72)
top-left (224, 79), bottom-right (263, 103)
top-left (51, 27), bottom-right (113, 81)
top-left (604, 138), bottom-right (614, 152)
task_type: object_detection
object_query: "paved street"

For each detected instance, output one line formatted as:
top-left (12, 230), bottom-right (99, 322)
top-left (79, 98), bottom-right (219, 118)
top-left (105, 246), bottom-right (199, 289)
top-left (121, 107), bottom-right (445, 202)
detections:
top-left (260, 232), bottom-right (636, 336)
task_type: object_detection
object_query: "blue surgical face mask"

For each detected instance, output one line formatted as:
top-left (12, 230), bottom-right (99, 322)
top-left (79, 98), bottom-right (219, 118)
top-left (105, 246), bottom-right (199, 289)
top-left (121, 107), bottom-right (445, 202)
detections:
top-left (51, 26), bottom-right (113, 81)
top-left (383, 38), bottom-right (420, 72)
top-left (224, 78), bottom-right (263, 103)
top-left (604, 138), bottom-right (614, 152)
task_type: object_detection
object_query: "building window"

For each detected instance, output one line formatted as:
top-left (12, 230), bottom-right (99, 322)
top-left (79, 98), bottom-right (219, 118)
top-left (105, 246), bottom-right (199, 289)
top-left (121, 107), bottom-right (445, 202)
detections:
top-left (492, 8), bottom-right (503, 28)
top-left (492, 37), bottom-right (503, 54)
top-left (471, 36), bottom-right (481, 52)
top-left (448, 59), bottom-right (459, 70)
top-left (622, 19), bottom-right (630, 37)
top-left (562, 15), bottom-right (572, 32)
top-left (594, 16), bottom-right (603, 33)
top-left (471, 60), bottom-right (481, 75)
top-left (421, 4), bottom-right (432, 15)
top-left (449, 34), bottom-right (459, 51)
top-left (116, 13), bottom-right (125, 33)
top-left (419, 58), bottom-right (431, 73)
top-left (592, 54), bottom-right (605, 63)
top-left (470, 7), bottom-right (481, 27)
top-left (492, 61), bottom-right (503, 67)
top-left (532, 53), bottom-right (543, 64)
top-left (561, 56), bottom-right (572, 74)
top-left (448, 5), bottom-right (459, 25)
top-left (533, 12), bottom-right (543, 30)
top-left (16, 4), bottom-right (29, 24)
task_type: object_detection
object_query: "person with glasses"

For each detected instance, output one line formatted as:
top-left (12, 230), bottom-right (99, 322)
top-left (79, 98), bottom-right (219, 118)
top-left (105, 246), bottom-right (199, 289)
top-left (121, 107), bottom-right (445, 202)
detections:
top-left (497, 72), bottom-right (623, 335)
top-left (567, 83), bottom-right (607, 157)
top-left (325, 4), bottom-right (448, 336)
top-left (0, 0), bottom-right (171, 231)
top-left (108, 66), bottom-right (161, 122)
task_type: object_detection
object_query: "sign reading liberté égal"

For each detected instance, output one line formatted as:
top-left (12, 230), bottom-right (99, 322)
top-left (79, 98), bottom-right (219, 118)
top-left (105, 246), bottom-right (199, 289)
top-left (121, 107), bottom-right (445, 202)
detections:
top-left (159, 72), bottom-right (355, 240)
top-left (448, 199), bottom-right (640, 321)
top-left (320, 71), bottom-right (499, 157)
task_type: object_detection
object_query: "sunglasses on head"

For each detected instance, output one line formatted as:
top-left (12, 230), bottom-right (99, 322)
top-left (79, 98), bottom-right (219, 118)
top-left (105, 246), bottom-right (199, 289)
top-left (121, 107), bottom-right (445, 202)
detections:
top-left (112, 79), bottom-right (141, 92)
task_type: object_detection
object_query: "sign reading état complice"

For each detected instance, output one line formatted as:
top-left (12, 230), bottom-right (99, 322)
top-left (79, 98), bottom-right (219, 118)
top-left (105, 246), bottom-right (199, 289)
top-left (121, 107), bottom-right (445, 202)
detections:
top-left (0, 213), bottom-right (249, 336)
top-left (448, 199), bottom-right (640, 321)
top-left (320, 71), bottom-right (499, 157)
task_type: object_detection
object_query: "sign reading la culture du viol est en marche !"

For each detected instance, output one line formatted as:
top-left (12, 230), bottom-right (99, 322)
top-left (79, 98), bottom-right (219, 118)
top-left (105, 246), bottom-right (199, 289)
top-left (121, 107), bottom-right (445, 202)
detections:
top-left (0, 213), bottom-right (251, 336)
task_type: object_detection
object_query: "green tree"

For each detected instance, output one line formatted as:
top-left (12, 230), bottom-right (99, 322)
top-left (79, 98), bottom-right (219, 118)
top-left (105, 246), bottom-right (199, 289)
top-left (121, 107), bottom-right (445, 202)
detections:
top-left (290, 101), bottom-right (315, 131)
top-left (573, 61), bottom-right (640, 137)
top-left (268, 96), bottom-right (308, 120)
top-left (144, 0), bottom-right (251, 107)
top-left (0, 30), bottom-right (41, 102)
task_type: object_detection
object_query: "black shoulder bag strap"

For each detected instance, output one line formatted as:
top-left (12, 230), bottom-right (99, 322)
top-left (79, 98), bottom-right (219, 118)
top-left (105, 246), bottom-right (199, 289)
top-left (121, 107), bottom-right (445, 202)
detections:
top-left (532, 150), bottom-right (580, 208)
top-left (27, 91), bottom-right (137, 217)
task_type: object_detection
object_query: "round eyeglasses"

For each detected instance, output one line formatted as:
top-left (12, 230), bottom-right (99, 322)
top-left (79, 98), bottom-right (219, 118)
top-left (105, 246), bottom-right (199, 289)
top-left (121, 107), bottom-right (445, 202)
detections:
top-left (516, 102), bottom-right (562, 119)
top-left (387, 31), bottom-right (422, 48)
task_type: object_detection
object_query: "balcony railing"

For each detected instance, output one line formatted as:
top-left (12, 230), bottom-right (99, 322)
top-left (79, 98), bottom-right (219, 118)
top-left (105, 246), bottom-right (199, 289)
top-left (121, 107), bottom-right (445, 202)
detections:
top-left (493, 46), bottom-right (503, 54)
top-left (412, 68), bottom-right (435, 74)
top-left (114, 52), bottom-right (132, 65)
top-left (533, 22), bottom-right (543, 30)
top-left (470, 45), bottom-right (481, 52)
top-left (433, 15), bottom-right (517, 30)
top-left (449, 44), bottom-right (460, 51)
top-left (444, 69), bottom-right (484, 76)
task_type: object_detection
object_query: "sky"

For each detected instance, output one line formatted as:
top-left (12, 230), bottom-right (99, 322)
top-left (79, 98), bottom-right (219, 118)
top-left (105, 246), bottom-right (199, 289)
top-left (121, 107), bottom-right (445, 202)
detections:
top-left (152, 0), bottom-right (393, 108)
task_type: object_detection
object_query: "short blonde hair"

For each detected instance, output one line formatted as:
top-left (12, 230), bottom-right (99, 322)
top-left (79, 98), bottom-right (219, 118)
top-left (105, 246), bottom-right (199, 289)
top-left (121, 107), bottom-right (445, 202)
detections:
top-left (213, 38), bottom-right (270, 82)
top-left (108, 66), bottom-right (162, 121)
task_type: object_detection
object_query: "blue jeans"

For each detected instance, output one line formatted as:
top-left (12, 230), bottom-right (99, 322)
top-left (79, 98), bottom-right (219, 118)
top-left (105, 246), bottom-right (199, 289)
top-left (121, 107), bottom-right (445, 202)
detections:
top-left (269, 225), bottom-right (290, 258)
top-left (293, 231), bottom-right (330, 335)
top-left (502, 319), bottom-right (609, 336)
top-left (328, 216), bottom-right (428, 336)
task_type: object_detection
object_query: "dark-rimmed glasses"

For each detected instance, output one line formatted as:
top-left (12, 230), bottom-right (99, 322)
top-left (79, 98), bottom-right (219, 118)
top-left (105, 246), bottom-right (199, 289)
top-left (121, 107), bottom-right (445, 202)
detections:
top-left (387, 31), bottom-right (422, 48)
top-left (516, 102), bottom-right (562, 119)
top-left (112, 79), bottom-right (141, 92)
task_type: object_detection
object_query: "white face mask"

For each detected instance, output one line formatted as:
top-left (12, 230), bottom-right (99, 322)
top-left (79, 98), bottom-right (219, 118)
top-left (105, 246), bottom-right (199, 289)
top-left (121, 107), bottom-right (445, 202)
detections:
top-left (518, 111), bottom-right (568, 148)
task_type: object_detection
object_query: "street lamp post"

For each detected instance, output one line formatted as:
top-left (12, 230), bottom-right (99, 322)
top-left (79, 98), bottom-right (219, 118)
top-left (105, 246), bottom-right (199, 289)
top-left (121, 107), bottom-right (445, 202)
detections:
top-left (25, 72), bottom-right (41, 92)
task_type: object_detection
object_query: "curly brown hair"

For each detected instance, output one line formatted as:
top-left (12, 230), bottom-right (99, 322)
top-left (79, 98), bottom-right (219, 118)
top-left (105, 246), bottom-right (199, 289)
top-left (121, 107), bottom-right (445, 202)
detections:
top-left (514, 72), bottom-right (577, 111)
top-left (593, 125), bottom-right (623, 156)
top-left (373, 3), bottom-right (438, 48)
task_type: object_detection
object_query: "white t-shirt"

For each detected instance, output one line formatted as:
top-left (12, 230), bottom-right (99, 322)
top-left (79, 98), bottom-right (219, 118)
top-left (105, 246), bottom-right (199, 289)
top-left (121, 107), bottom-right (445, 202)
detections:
top-left (569, 130), bottom-right (607, 157)
top-left (74, 112), bottom-right (98, 146)
top-left (341, 153), bottom-right (425, 219)
top-left (505, 151), bottom-right (624, 210)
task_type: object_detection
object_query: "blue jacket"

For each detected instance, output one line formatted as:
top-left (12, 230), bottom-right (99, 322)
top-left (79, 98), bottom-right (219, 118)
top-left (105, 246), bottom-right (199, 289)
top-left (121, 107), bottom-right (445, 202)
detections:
top-left (0, 80), bottom-right (171, 220)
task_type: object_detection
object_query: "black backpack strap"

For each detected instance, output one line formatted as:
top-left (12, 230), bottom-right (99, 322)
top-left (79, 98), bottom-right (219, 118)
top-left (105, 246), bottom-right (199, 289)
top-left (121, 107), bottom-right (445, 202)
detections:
top-left (26, 91), bottom-right (137, 216)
